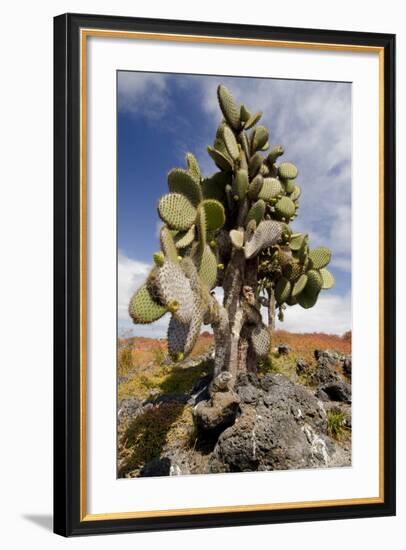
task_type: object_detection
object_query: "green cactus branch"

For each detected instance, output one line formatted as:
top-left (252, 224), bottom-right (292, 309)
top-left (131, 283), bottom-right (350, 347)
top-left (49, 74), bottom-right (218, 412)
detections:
top-left (128, 83), bottom-right (335, 378)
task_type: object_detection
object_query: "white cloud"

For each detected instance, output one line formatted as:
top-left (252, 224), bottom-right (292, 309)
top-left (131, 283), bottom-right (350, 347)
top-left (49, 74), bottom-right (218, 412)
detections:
top-left (273, 292), bottom-right (351, 335)
top-left (117, 72), bottom-right (169, 119)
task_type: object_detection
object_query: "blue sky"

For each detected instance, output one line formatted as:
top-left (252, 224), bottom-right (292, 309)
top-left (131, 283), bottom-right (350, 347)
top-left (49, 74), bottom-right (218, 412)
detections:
top-left (117, 71), bottom-right (352, 337)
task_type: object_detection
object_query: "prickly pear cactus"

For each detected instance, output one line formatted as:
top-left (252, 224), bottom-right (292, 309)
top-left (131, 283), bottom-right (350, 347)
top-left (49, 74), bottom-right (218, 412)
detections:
top-left (128, 83), bottom-right (335, 376)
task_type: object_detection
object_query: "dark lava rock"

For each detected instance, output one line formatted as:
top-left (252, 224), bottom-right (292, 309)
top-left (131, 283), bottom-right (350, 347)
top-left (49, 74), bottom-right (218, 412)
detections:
top-left (308, 359), bottom-right (340, 386)
top-left (278, 344), bottom-right (290, 355)
top-left (317, 380), bottom-right (352, 403)
top-left (139, 457), bottom-right (171, 477)
top-left (296, 358), bottom-right (309, 374)
top-left (343, 356), bottom-right (352, 378)
top-left (118, 397), bottom-right (144, 425)
top-left (208, 374), bottom-right (349, 473)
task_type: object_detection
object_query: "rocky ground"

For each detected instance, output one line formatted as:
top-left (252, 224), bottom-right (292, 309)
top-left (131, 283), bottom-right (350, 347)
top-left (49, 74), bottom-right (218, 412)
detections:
top-left (117, 333), bottom-right (352, 477)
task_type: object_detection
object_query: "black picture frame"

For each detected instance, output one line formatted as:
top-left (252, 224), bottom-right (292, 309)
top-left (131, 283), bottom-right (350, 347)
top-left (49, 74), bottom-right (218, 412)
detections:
top-left (54, 12), bottom-right (396, 536)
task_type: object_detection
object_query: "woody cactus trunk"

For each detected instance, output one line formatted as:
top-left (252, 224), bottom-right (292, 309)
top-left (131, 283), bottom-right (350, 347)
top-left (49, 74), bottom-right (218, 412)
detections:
top-left (129, 84), bottom-right (335, 385)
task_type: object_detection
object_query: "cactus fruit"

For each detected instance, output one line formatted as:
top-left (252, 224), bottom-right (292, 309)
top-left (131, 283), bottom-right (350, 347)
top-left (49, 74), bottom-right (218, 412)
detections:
top-left (245, 220), bottom-right (283, 259)
top-left (245, 199), bottom-right (266, 226)
top-left (223, 125), bottom-right (240, 161)
top-left (320, 268), bottom-right (335, 289)
top-left (129, 285), bottom-right (167, 324)
top-left (168, 168), bottom-right (202, 206)
top-left (278, 162), bottom-right (298, 180)
top-left (258, 177), bottom-right (283, 201)
top-left (251, 125), bottom-right (269, 152)
top-left (275, 277), bottom-right (291, 304)
top-left (158, 193), bottom-right (197, 230)
top-left (229, 228), bottom-right (245, 249)
top-left (217, 85), bottom-right (241, 131)
top-left (251, 324), bottom-right (271, 358)
top-left (308, 247), bottom-right (332, 269)
top-left (274, 196), bottom-right (296, 220)
top-left (200, 199), bottom-right (226, 231)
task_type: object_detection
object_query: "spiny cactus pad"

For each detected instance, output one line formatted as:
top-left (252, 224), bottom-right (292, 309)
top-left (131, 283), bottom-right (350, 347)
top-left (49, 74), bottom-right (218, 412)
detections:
top-left (246, 199), bottom-right (266, 226)
top-left (266, 146), bottom-right (284, 165)
top-left (229, 228), bottom-right (244, 249)
top-left (245, 220), bottom-right (283, 259)
top-left (251, 125), bottom-right (269, 152)
top-left (274, 196), bottom-right (296, 220)
top-left (249, 152), bottom-right (264, 179)
top-left (248, 174), bottom-right (263, 200)
top-left (320, 268), bottom-right (335, 289)
top-left (160, 226), bottom-right (179, 263)
top-left (292, 273), bottom-right (308, 297)
top-left (305, 269), bottom-right (323, 296)
top-left (198, 244), bottom-right (218, 289)
top-left (309, 247), bottom-right (332, 269)
top-left (200, 199), bottom-right (226, 231)
top-left (232, 169), bottom-right (249, 200)
top-left (244, 111), bottom-right (262, 130)
top-left (251, 324), bottom-right (271, 358)
top-left (278, 162), bottom-right (298, 180)
top-left (168, 168), bottom-right (202, 206)
top-left (223, 125), bottom-right (240, 161)
top-left (174, 225), bottom-right (196, 249)
top-left (154, 261), bottom-right (195, 323)
top-left (290, 185), bottom-right (302, 201)
top-left (217, 85), bottom-right (240, 131)
top-left (207, 145), bottom-right (233, 171)
top-left (258, 178), bottom-right (283, 201)
top-left (275, 277), bottom-right (291, 304)
top-left (129, 285), bottom-right (167, 324)
top-left (167, 313), bottom-right (203, 360)
top-left (185, 152), bottom-right (201, 183)
top-left (158, 193), bottom-right (197, 230)
top-left (289, 233), bottom-right (305, 251)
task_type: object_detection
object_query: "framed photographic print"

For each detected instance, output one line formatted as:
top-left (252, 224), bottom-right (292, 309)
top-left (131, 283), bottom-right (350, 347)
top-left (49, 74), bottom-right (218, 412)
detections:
top-left (53, 13), bottom-right (396, 536)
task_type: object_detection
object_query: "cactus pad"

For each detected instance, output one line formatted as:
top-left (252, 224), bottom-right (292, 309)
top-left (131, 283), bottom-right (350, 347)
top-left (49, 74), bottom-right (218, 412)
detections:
top-left (266, 146), bottom-right (284, 165)
top-left (201, 171), bottom-right (231, 202)
top-left (320, 268), bottom-right (335, 289)
top-left (207, 145), bottom-right (233, 171)
top-left (240, 104), bottom-right (251, 122)
top-left (258, 178), bottom-right (283, 201)
top-left (158, 193), bottom-right (196, 230)
top-left (292, 273), bottom-right (308, 297)
top-left (275, 277), bottom-right (291, 304)
top-left (297, 289), bottom-right (318, 309)
top-left (168, 168), bottom-right (202, 206)
top-left (278, 162), bottom-right (298, 180)
top-left (308, 247), bottom-right (332, 269)
top-left (247, 174), bottom-right (263, 200)
top-left (174, 225), bottom-right (196, 249)
top-left (245, 220), bottom-right (283, 259)
top-left (154, 261), bottom-right (195, 323)
top-left (289, 233), bottom-right (305, 251)
top-left (217, 85), bottom-right (240, 131)
top-left (160, 226), bottom-right (179, 263)
top-left (246, 199), bottom-right (266, 226)
top-left (229, 228), bottom-right (244, 249)
top-left (185, 152), bottom-right (201, 183)
top-left (128, 285), bottom-right (167, 324)
top-left (290, 185), bottom-right (302, 201)
top-left (244, 111), bottom-right (262, 130)
top-left (305, 269), bottom-right (323, 295)
top-left (198, 244), bottom-right (218, 289)
top-left (251, 324), bottom-right (271, 358)
top-left (249, 152), bottom-right (264, 179)
top-left (167, 312), bottom-right (203, 360)
top-left (232, 169), bottom-right (249, 200)
top-left (200, 199), bottom-right (226, 231)
top-left (251, 125), bottom-right (269, 152)
top-left (223, 125), bottom-right (240, 161)
top-left (274, 196), bottom-right (296, 220)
